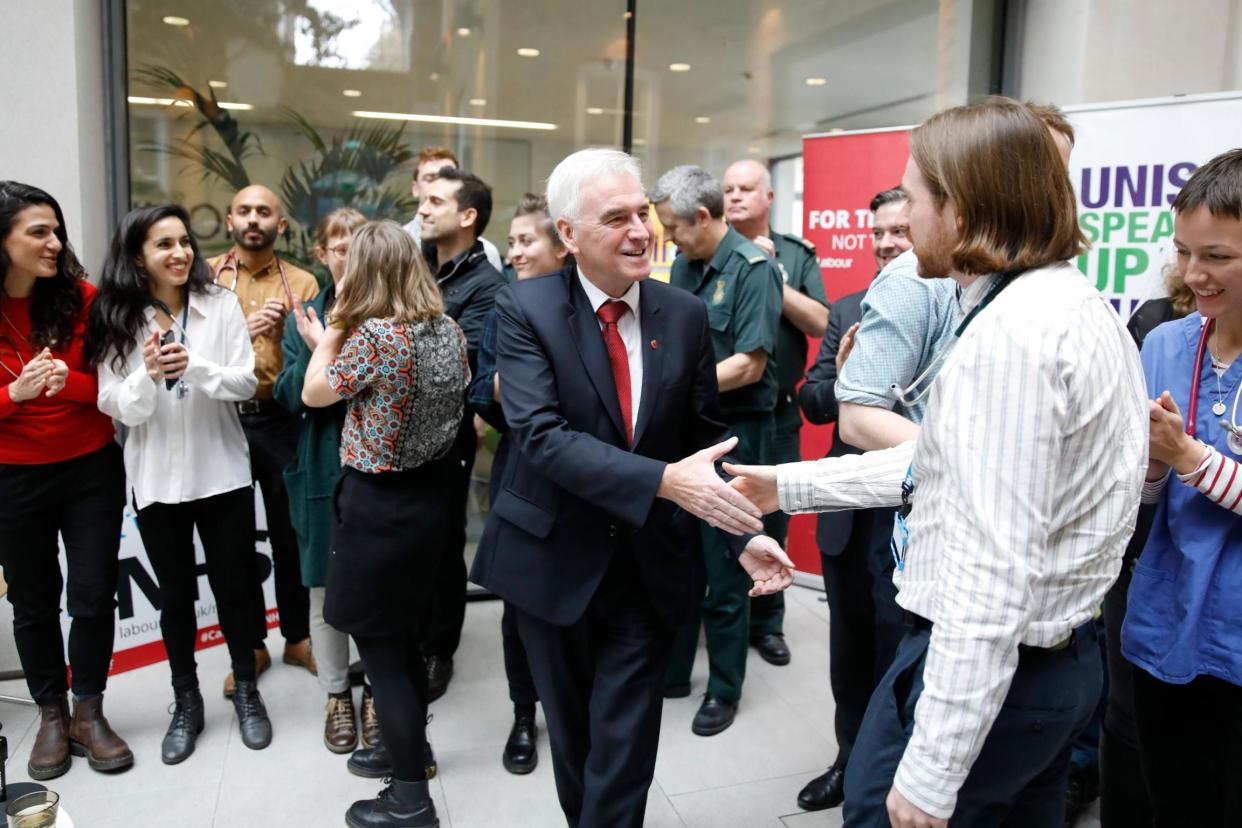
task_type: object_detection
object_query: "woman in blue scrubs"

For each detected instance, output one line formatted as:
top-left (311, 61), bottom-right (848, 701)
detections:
top-left (1126, 147), bottom-right (1242, 827)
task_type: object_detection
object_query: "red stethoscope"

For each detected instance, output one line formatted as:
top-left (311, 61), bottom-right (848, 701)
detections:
top-left (1188, 316), bottom-right (1242, 453)
top-left (212, 249), bottom-right (294, 307)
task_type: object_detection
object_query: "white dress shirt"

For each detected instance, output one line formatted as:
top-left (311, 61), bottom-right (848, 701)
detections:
top-left (777, 262), bottom-right (1148, 818)
top-left (577, 268), bottom-right (643, 435)
top-left (98, 286), bottom-right (258, 510)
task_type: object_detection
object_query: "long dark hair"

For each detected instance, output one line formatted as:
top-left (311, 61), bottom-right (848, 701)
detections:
top-left (0, 181), bottom-right (86, 349)
top-left (89, 204), bottom-right (214, 371)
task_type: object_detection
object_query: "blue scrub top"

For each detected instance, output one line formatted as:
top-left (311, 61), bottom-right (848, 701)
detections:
top-left (1123, 312), bottom-right (1242, 687)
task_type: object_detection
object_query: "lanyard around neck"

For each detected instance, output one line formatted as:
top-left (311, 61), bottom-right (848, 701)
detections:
top-left (891, 270), bottom-right (1022, 408)
top-left (150, 297), bottom-right (190, 345)
top-left (954, 271), bottom-right (1019, 338)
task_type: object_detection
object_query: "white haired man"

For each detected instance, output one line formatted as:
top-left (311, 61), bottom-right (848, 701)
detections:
top-left (471, 149), bottom-right (794, 827)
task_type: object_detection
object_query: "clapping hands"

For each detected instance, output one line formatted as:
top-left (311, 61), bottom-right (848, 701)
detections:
top-left (7, 348), bottom-right (57, 402)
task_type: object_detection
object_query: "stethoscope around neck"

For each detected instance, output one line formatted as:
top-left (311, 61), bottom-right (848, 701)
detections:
top-left (1188, 316), bottom-right (1242, 452)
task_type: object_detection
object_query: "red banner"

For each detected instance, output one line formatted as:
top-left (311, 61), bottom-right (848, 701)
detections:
top-left (786, 128), bottom-right (912, 576)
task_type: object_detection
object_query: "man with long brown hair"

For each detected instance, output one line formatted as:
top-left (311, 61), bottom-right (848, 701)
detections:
top-left (727, 98), bottom-right (1148, 826)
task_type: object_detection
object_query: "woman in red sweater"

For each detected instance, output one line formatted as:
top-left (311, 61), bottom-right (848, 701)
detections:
top-left (0, 182), bottom-right (131, 779)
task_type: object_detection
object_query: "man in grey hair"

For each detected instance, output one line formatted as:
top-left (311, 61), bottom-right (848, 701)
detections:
top-left (653, 165), bottom-right (784, 737)
top-left (472, 148), bottom-right (794, 827)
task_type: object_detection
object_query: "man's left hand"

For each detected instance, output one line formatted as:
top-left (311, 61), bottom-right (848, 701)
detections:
top-left (886, 788), bottom-right (947, 828)
top-left (738, 535), bottom-right (795, 596)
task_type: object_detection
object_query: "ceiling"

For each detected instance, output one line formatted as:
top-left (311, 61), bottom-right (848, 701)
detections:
top-left (127, 0), bottom-right (947, 164)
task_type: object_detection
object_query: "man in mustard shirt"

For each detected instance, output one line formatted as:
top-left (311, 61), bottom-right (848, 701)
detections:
top-left (208, 184), bottom-right (320, 696)
top-left (653, 165), bottom-right (783, 737)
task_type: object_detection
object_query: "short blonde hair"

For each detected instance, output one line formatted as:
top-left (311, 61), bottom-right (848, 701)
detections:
top-left (330, 221), bottom-right (443, 329)
top-left (910, 96), bottom-right (1088, 274)
top-left (314, 207), bottom-right (367, 252)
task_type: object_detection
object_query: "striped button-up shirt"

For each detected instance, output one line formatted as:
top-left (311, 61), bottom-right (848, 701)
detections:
top-left (777, 262), bottom-right (1148, 818)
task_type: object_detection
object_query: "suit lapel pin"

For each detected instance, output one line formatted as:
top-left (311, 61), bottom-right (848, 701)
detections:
top-left (650, 339), bottom-right (659, 350)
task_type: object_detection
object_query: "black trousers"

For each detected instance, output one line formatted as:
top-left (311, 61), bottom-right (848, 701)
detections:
top-left (1099, 503), bottom-right (1156, 827)
top-left (844, 624), bottom-right (1101, 827)
top-left (240, 408), bottom-right (310, 645)
top-left (501, 599), bottom-right (537, 706)
top-left (422, 417), bottom-right (475, 659)
top-left (820, 510), bottom-right (904, 767)
top-left (0, 443), bottom-right (124, 704)
top-left (135, 487), bottom-right (258, 691)
top-left (1132, 670), bottom-right (1242, 827)
top-left (355, 629), bottom-right (431, 782)
top-left (517, 550), bottom-right (673, 828)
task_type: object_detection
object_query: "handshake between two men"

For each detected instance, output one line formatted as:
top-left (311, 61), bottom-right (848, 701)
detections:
top-left (656, 435), bottom-right (795, 597)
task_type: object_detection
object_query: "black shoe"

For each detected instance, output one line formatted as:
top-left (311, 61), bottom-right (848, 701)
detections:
top-left (662, 682), bottom-right (691, 699)
top-left (349, 742), bottom-right (393, 779)
top-left (798, 763), bottom-right (846, 811)
top-left (426, 655), bottom-right (453, 703)
top-left (345, 778), bottom-right (439, 828)
top-left (161, 688), bottom-right (205, 765)
top-left (691, 695), bottom-right (737, 736)
top-left (232, 679), bottom-right (272, 750)
top-left (1065, 763), bottom-right (1099, 826)
top-left (502, 712), bottom-right (538, 774)
top-left (349, 739), bottom-right (437, 780)
top-left (751, 633), bottom-right (791, 666)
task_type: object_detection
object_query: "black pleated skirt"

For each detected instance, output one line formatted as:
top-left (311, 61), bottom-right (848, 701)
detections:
top-left (324, 456), bottom-right (453, 637)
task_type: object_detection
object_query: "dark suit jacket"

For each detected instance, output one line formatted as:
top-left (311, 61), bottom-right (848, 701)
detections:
top-left (471, 266), bottom-right (734, 628)
top-left (797, 289), bottom-right (888, 557)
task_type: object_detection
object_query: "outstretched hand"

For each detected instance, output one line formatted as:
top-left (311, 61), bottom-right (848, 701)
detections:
top-left (658, 437), bottom-right (764, 535)
top-left (722, 462), bottom-right (780, 515)
top-left (739, 535), bottom-right (795, 596)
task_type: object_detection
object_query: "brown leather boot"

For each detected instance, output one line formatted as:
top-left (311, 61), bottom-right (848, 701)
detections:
top-left (28, 694), bottom-right (71, 780)
top-left (323, 693), bottom-right (358, 754)
top-left (282, 638), bottom-right (318, 675)
top-left (68, 695), bottom-right (135, 772)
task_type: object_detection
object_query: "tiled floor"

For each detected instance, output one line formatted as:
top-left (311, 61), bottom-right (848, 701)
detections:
top-left (0, 585), bottom-right (1102, 827)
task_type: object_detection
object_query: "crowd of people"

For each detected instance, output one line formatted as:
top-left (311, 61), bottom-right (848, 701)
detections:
top-left (0, 94), bottom-right (1238, 828)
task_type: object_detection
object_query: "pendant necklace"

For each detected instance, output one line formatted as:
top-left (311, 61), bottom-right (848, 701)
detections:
top-left (1210, 328), bottom-right (1230, 417)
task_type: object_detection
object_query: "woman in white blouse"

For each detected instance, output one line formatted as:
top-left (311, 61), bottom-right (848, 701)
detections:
top-left (90, 204), bottom-right (271, 765)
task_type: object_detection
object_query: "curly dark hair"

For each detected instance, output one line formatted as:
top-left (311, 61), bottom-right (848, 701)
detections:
top-left (0, 181), bottom-right (87, 349)
top-left (89, 204), bottom-right (215, 371)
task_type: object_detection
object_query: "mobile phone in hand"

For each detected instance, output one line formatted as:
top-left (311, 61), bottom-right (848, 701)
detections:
top-left (160, 329), bottom-right (177, 390)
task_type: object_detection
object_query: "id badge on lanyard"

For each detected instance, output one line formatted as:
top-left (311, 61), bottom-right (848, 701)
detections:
top-left (890, 464), bottom-right (914, 572)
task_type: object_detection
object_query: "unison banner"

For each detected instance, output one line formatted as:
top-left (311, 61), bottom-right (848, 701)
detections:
top-left (791, 92), bottom-right (1242, 576)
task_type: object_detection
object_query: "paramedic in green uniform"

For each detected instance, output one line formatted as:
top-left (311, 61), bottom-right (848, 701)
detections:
top-left (651, 165), bottom-right (783, 737)
top-left (723, 159), bottom-right (829, 668)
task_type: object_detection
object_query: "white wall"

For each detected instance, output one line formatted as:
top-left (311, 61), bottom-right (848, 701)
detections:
top-left (0, 0), bottom-right (110, 272)
top-left (1012, 0), bottom-right (1242, 105)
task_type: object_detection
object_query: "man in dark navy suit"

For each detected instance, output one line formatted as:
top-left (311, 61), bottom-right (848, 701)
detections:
top-left (471, 148), bottom-right (795, 828)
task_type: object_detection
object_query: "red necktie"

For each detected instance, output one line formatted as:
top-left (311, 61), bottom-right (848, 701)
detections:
top-left (596, 300), bottom-right (633, 445)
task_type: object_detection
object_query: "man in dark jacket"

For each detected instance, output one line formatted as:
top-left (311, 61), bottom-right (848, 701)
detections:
top-left (417, 167), bottom-right (505, 700)
top-left (472, 148), bottom-right (793, 828)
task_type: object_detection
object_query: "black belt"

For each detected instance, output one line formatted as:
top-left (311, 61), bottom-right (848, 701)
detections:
top-left (236, 398), bottom-right (279, 416)
top-left (903, 611), bottom-right (1073, 652)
